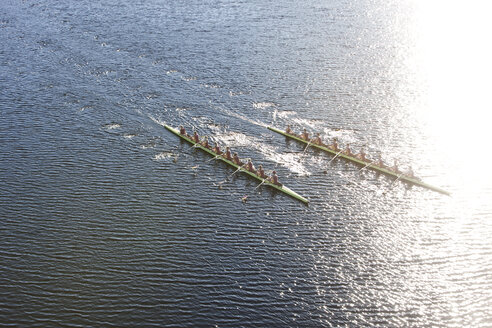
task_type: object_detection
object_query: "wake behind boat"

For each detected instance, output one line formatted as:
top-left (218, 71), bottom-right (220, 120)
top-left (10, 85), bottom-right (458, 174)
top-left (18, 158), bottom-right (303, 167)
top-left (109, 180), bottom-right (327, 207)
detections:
top-left (268, 126), bottom-right (450, 196)
top-left (164, 124), bottom-right (309, 204)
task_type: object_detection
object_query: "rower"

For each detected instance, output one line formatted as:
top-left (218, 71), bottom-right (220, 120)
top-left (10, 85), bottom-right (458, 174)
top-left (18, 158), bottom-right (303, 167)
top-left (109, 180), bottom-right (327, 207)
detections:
top-left (377, 154), bottom-right (385, 168)
top-left (246, 159), bottom-right (256, 174)
top-left (257, 164), bottom-right (267, 179)
top-left (213, 143), bottom-right (222, 155)
top-left (269, 170), bottom-right (282, 186)
top-left (391, 159), bottom-right (400, 173)
top-left (406, 166), bottom-right (420, 180)
top-left (192, 131), bottom-right (200, 143)
top-left (344, 143), bottom-right (352, 156)
top-left (223, 146), bottom-right (232, 160)
top-left (331, 137), bottom-right (339, 151)
top-left (358, 148), bottom-right (367, 161)
top-left (179, 125), bottom-right (186, 135)
top-left (313, 133), bottom-right (323, 146)
top-left (201, 136), bottom-right (210, 149)
top-left (301, 128), bottom-right (309, 141)
top-left (285, 125), bottom-right (293, 135)
top-left (232, 153), bottom-right (243, 166)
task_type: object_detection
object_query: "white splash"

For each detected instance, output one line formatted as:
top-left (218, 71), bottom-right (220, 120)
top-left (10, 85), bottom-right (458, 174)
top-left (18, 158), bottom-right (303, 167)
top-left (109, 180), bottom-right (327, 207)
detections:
top-left (201, 83), bottom-right (221, 89)
top-left (140, 143), bottom-right (156, 149)
top-left (154, 152), bottom-right (175, 160)
top-left (277, 110), bottom-right (296, 118)
top-left (253, 102), bottom-right (276, 109)
top-left (212, 130), bottom-right (310, 176)
top-left (104, 123), bottom-right (121, 130)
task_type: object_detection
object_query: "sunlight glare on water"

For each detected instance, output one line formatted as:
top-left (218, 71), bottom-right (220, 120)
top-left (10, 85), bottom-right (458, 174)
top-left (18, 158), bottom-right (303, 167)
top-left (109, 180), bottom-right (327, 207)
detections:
top-left (396, 2), bottom-right (492, 325)
top-left (402, 0), bottom-right (492, 194)
top-left (411, 2), bottom-right (492, 149)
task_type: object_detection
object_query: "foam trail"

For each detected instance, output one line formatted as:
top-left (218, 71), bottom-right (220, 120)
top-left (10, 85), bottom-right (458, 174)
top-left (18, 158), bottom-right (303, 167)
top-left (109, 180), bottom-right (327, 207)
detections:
top-left (277, 110), bottom-right (296, 119)
top-left (149, 115), bottom-right (165, 127)
top-left (210, 129), bottom-right (310, 176)
top-left (149, 111), bottom-right (308, 175)
top-left (218, 107), bottom-right (269, 128)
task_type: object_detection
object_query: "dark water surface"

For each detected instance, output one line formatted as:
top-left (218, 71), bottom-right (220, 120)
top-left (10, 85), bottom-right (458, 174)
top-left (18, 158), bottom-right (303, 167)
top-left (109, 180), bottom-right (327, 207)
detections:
top-left (1, 0), bottom-right (491, 326)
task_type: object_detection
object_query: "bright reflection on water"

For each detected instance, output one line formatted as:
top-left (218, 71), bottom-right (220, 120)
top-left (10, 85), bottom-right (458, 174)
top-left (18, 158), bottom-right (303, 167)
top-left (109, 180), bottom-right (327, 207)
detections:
top-left (388, 1), bottom-right (492, 326)
top-left (402, 0), bottom-right (492, 209)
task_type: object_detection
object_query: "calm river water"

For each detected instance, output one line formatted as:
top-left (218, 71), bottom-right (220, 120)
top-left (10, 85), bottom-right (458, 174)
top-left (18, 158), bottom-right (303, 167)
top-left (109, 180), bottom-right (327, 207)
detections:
top-left (1, 0), bottom-right (491, 326)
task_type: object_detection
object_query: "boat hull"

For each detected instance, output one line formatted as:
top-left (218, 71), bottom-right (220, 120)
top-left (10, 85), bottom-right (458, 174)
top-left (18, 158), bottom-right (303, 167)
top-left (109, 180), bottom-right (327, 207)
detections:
top-left (268, 126), bottom-right (450, 196)
top-left (164, 125), bottom-right (309, 204)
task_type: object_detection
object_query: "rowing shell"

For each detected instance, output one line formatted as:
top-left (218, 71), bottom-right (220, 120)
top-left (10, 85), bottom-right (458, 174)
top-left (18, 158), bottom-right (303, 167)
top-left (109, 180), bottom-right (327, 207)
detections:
top-left (164, 125), bottom-right (309, 204)
top-left (268, 126), bottom-right (450, 196)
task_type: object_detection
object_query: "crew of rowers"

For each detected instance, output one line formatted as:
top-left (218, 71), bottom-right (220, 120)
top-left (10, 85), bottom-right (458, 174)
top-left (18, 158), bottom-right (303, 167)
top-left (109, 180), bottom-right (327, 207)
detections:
top-left (284, 125), bottom-right (417, 178)
top-left (179, 126), bottom-right (282, 186)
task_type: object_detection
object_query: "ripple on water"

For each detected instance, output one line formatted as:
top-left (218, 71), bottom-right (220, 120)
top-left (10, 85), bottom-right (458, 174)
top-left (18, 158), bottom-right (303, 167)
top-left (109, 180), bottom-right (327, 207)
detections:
top-left (1, 0), bottom-right (490, 327)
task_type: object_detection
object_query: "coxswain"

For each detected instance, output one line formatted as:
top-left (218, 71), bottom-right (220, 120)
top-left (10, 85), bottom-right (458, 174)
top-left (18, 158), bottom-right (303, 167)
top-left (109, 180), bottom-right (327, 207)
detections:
top-left (285, 125), bottom-right (293, 135)
top-left (192, 130), bottom-right (200, 143)
top-left (246, 159), bottom-right (256, 174)
top-left (201, 136), bottom-right (210, 149)
top-left (257, 164), bottom-right (267, 179)
top-left (344, 143), bottom-right (352, 156)
top-left (232, 153), bottom-right (243, 166)
top-left (331, 137), bottom-right (339, 151)
top-left (179, 125), bottom-right (186, 135)
top-left (213, 143), bottom-right (222, 155)
top-left (301, 128), bottom-right (309, 141)
top-left (223, 146), bottom-right (232, 160)
top-left (269, 170), bottom-right (282, 186)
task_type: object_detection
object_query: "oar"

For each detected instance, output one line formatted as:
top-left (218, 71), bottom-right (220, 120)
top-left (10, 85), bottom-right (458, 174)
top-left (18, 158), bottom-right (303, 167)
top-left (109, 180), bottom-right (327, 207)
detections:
top-left (187, 146), bottom-right (218, 170)
top-left (298, 139), bottom-right (313, 162)
top-left (227, 163), bottom-right (246, 179)
top-left (358, 159), bottom-right (377, 172)
top-left (239, 168), bottom-right (268, 202)
top-left (327, 149), bottom-right (343, 165)
top-left (206, 154), bottom-right (220, 163)
top-left (181, 142), bottom-right (204, 170)
top-left (303, 138), bottom-right (313, 152)
top-left (254, 178), bottom-right (268, 190)
top-left (391, 172), bottom-right (404, 186)
top-left (216, 163), bottom-right (245, 186)
top-left (381, 172), bottom-right (404, 195)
